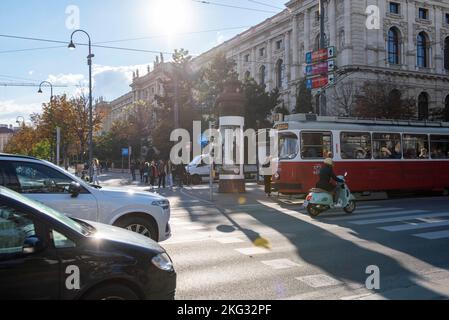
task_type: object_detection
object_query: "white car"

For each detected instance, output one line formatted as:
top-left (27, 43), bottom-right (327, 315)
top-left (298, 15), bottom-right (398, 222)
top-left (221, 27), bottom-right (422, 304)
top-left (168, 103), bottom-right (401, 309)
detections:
top-left (0, 154), bottom-right (170, 241)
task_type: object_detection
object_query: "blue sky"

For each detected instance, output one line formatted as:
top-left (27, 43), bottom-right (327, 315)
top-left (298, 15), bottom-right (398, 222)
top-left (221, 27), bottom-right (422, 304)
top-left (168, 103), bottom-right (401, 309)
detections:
top-left (0, 0), bottom-right (286, 125)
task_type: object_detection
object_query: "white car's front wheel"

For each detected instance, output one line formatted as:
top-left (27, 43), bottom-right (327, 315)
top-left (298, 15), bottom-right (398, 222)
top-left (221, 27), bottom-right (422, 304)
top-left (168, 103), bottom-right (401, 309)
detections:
top-left (115, 215), bottom-right (158, 241)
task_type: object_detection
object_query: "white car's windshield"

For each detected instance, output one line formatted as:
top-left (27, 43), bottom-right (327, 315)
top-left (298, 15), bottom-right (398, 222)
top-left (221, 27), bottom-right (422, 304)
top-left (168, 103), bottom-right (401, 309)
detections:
top-left (0, 187), bottom-right (92, 236)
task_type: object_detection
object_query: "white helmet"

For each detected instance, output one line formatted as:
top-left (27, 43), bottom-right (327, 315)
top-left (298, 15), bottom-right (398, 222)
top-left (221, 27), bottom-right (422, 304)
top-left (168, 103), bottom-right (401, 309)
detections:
top-left (324, 158), bottom-right (333, 166)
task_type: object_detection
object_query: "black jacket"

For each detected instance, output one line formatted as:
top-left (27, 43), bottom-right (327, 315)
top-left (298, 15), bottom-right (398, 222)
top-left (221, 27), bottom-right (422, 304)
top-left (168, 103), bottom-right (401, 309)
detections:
top-left (316, 164), bottom-right (343, 192)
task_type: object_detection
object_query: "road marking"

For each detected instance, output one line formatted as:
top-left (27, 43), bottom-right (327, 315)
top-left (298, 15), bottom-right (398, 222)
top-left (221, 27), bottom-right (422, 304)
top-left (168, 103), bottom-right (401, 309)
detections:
top-left (328, 209), bottom-right (425, 221)
top-left (352, 207), bottom-right (401, 214)
top-left (380, 220), bottom-right (449, 232)
top-left (184, 226), bottom-right (207, 231)
top-left (414, 230), bottom-right (449, 240)
top-left (213, 237), bottom-right (245, 244)
top-left (296, 274), bottom-right (341, 288)
top-left (340, 293), bottom-right (373, 300)
top-left (170, 221), bottom-right (193, 226)
top-left (235, 247), bottom-right (271, 255)
top-left (350, 212), bottom-right (449, 225)
top-left (261, 259), bottom-right (301, 270)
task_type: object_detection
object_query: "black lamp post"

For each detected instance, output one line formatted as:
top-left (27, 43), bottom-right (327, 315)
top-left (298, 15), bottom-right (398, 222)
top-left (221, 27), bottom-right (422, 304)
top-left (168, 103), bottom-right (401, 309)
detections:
top-left (69, 29), bottom-right (95, 180)
top-left (38, 81), bottom-right (55, 163)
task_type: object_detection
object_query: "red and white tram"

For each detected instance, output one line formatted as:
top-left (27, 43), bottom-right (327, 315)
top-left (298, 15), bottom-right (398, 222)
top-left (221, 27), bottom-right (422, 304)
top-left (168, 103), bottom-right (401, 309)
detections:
top-left (272, 114), bottom-right (449, 195)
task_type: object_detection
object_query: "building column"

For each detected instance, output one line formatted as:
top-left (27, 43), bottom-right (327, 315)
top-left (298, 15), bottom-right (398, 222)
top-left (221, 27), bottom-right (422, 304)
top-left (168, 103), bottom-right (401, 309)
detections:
top-left (285, 31), bottom-right (291, 83)
top-left (407, 2), bottom-right (416, 69)
top-left (435, 7), bottom-right (443, 72)
top-left (291, 14), bottom-right (299, 81)
top-left (377, 0), bottom-right (386, 67)
top-left (251, 47), bottom-right (257, 80)
top-left (328, 0), bottom-right (337, 47)
top-left (304, 9), bottom-right (310, 53)
top-left (237, 53), bottom-right (242, 80)
top-left (266, 39), bottom-right (273, 91)
top-left (343, 0), bottom-right (352, 65)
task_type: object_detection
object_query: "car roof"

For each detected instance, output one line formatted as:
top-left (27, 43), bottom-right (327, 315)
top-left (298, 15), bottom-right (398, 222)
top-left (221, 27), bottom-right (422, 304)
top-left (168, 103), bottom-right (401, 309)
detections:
top-left (0, 153), bottom-right (39, 161)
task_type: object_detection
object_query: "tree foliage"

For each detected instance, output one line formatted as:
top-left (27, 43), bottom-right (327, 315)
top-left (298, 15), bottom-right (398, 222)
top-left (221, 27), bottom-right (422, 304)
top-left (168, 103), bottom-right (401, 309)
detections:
top-left (353, 81), bottom-right (416, 120)
top-left (295, 79), bottom-right (313, 114)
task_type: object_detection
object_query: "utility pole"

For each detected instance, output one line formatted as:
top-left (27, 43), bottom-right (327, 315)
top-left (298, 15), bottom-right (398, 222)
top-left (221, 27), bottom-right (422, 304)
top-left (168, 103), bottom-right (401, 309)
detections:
top-left (318, 0), bottom-right (327, 116)
top-left (174, 75), bottom-right (180, 129)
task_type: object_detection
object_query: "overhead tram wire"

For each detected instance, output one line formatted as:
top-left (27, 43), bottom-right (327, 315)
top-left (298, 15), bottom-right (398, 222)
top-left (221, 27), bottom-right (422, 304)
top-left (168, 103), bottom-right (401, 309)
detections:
top-left (246, 0), bottom-right (284, 11)
top-left (190, 0), bottom-right (278, 14)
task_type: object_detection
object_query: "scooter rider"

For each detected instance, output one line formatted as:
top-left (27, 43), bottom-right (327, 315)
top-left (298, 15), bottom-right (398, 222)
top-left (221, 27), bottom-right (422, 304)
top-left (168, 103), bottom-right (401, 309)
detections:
top-left (316, 158), bottom-right (343, 203)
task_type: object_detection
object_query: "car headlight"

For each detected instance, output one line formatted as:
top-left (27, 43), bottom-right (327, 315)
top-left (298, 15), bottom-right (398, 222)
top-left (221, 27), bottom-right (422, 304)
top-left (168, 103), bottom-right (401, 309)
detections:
top-left (152, 200), bottom-right (170, 209)
top-left (151, 253), bottom-right (174, 272)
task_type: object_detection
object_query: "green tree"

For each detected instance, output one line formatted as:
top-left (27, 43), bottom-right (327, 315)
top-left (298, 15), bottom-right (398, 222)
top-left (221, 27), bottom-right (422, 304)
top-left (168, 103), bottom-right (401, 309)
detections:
top-left (242, 79), bottom-right (281, 129)
top-left (154, 48), bottom-right (200, 159)
top-left (196, 52), bottom-right (239, 122)
top-left (295, 79), bottom-right (313, 114)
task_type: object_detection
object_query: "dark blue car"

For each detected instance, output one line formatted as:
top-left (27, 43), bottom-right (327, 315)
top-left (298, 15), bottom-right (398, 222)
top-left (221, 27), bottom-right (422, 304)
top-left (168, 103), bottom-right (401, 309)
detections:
top-left (0, 186), bottom-right (176, 300)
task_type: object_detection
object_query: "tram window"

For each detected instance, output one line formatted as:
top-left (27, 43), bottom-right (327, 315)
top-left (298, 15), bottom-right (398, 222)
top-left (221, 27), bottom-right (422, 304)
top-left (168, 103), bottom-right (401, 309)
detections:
top-left (430, 135), bottom-right (449, 159)
top-left (402, 134), bottom-right (429, 159)
top-left (340, 132), bottom-right (372, 159)
top-left (301, 132), bottom-right (332, 159)
top-left (279, 133), bottom-right (299, 160)
top-left (373, 133), bottom-right (402, 159)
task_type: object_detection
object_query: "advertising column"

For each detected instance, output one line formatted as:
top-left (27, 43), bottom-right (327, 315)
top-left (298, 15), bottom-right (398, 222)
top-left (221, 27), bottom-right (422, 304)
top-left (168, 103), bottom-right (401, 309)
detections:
top-left (216, 80), bottom-right (246, 193)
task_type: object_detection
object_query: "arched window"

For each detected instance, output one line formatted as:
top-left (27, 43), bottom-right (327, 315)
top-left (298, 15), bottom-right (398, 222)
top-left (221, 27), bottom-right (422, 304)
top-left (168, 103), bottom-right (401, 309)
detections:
top-left (444, 95), bottom-right (449, 122)
top-left (418, 92), bottom-right (429, 120)
top-left (244, 71), bottom-right (251, 81)
top-left (444, 37), bottom-right (449, 70)
top-left (417, 32), bottom-right (430, 68)
top-left (276, 59), bottom-right (284, 89)
top-left (259, 65), bottom-right (266, 85)
top-left (388, 27), bottom-right (400, 65)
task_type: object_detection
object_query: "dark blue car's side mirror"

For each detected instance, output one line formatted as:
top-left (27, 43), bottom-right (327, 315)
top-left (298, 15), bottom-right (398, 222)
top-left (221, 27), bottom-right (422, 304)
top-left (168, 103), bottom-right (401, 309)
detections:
top-left (23, 235), bottom-right (43, 254)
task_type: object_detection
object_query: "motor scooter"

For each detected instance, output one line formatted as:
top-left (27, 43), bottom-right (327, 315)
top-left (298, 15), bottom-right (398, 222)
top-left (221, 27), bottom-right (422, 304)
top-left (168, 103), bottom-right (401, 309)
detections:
top-left (303, 172), bottom-right (356, 217)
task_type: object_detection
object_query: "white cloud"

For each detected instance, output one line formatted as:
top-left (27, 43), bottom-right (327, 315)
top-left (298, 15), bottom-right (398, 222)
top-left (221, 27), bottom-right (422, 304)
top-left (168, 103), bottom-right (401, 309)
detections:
top-left (28, 70), bottom-right (34, 76)
top-left (47, 73), bottom-right (86, 86)
top-left (91, 64), bottom-right (149, 100)
top-left (0, 100), bottom-right (42, 126)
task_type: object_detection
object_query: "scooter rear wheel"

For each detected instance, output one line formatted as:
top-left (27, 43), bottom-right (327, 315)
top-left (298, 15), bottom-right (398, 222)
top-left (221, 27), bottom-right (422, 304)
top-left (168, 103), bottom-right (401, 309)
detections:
top-left (307, 204), bottom-right (323, 217)
top-left (344, 200), bottom-right (356, 214)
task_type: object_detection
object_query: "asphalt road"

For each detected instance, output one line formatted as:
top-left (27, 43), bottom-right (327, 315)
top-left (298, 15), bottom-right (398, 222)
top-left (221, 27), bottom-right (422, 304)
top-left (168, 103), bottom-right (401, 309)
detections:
top-left (100, 173), bottom-right (449, 300)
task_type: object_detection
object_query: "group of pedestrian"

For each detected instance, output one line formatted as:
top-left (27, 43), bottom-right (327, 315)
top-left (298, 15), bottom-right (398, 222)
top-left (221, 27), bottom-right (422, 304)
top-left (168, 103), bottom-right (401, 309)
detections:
top-left (132, 160), bottom-right (176, 190)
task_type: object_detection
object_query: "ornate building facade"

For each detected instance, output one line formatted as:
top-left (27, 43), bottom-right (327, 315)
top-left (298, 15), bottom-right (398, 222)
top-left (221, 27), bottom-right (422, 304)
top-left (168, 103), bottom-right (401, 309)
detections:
top-left (194, 0), bottom-right (449, 119)
top-left (101, 0), bottom-right (449, 131)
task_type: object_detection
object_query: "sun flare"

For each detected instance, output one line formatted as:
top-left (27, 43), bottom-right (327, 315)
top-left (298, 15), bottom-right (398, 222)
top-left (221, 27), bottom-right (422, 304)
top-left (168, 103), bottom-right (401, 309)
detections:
top-left (149, 0), bottom-right (194, 36)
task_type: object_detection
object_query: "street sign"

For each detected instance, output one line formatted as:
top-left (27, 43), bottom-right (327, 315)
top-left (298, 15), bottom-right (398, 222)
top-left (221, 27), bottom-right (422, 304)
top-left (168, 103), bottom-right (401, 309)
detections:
top-left (121, 148), bottom-right (129, 157)
top-left (306, 76), bottom-right (329, 90)
top-left (305, 46), bottom-right (336, 64)
top-left (305, 59), bottom-right (335, 77)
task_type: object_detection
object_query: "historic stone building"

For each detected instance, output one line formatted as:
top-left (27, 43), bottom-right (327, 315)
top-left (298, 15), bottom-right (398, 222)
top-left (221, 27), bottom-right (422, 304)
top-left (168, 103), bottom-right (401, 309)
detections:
top-left (101, 0), bottom-right (449, 130)
top-left (194, 0), bottom-right (449, 119)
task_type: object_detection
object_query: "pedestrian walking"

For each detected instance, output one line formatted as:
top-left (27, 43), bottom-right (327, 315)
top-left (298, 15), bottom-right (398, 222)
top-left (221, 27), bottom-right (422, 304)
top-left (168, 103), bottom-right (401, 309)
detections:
top-left (92, 158), bottom-right (101, 186)
top-left (149, 160), bottom-right (158, 189)
top-left (166, 160), bottom-right (174, 190)
top-left (144, 162), bottom-right (150, 184)
top-left (158, 160), bottom-right (166, 189)
top-left (139, 161), bottom-right (145, 182)
top-left (261, 156), bottom-right (272, 197)
top-left (130, 161), bottom-right (137, 181)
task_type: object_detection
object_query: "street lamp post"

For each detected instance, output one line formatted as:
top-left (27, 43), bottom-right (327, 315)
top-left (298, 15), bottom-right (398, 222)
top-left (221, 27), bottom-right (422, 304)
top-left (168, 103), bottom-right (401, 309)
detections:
top-left (38, 81), bottom-right (55, 163)
top-left (68, 29), bottom-right (95, 181)
top-left (15, 116), bottom-right (25, 128)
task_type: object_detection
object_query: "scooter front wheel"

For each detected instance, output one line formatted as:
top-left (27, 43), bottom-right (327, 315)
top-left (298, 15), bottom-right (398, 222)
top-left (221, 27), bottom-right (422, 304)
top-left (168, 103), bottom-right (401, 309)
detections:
top-left (307, 204), bottom-right (323, 217)
top-left (344, 200), bottom-right (356, 214)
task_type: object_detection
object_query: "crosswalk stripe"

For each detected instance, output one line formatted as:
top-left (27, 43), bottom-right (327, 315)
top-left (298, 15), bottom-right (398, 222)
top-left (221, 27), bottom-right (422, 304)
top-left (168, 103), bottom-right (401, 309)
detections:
top-left (380, 220), bottom-right (449, 232)
top-left (351, 207), bottom-right (401, 214)
top-left (235, 247), bottom-right (271, 255)
top-left (296, 274), bottom-right (342, 288)
top-left (261, 259), bottom-right (301, 270)
top-left (350, 212), bottom-right (449, 225)
top-left (213, 237), bottom-right (245, 244)
top-left (329, 209), bottom-right (427, 221)
top-left (414, 230), bottom-right (449, 240)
